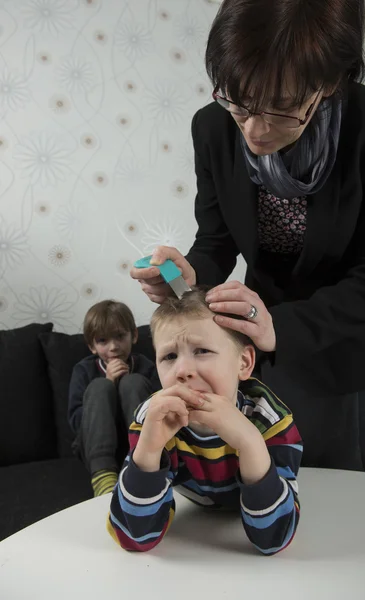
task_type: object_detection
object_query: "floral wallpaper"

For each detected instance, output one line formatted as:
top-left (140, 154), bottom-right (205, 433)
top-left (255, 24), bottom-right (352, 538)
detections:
top-left (0, 0), bottom-right (245, 333)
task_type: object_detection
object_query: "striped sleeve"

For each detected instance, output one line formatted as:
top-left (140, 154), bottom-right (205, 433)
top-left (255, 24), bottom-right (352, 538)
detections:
top-left (239, 380), bottom-right (302, 555)
top-left (108, 400), bottom-right (177, 552)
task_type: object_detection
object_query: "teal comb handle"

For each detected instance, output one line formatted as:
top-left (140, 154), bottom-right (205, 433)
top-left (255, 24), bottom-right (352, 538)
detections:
top-left (134, 255), bottom-right (181, 284)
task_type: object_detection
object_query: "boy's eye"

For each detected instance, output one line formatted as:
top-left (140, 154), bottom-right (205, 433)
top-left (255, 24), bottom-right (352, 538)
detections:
top-left (162, 352), bottom-right (177, 362)
top-left (116, 333), bottom-right (126, 340)
top-left (96, 338), bottom-right (106, 344)
top-left (195, 348), bottom-right (211, 355)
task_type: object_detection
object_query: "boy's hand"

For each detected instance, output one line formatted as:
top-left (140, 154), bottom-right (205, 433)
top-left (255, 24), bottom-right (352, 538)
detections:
top-left (106, 358), bottom-right (129, 382)
top-left (133, 385), bottom-right (204, 472)
top-left (189, 393), bottom-right (260, 452)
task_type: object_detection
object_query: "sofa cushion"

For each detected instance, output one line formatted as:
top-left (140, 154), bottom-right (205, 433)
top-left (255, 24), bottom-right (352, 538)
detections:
top-left (0, 322), bottom-right (56, 467)
top-left (39, 325), bottom-right (156, 458)
top-left (39, 331), bottom-right (91, 457)
top-left (0, 457), bottom-right (92, 540)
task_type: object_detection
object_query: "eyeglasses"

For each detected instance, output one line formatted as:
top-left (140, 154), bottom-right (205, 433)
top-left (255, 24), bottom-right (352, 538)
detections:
top-left (212, 90), bottom-right (321, 129)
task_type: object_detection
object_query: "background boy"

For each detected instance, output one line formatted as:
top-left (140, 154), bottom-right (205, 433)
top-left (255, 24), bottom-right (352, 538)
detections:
top-left (108, 289), bottom-right (302, 555)
top-left (68, 299), bottom-right (160, 496)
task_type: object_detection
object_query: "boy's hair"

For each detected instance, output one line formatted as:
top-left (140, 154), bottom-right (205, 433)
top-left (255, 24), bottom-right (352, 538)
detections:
top-left (150, 286), bottom-right (252, 350)
top-left (83, 300), bottom-right (136, 346)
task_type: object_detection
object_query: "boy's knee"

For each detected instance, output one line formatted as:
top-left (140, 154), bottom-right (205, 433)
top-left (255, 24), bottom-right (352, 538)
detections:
top-left (118, 373), bottom-right (151, 395)
top-left (84, 377), bottom-right (116, 406)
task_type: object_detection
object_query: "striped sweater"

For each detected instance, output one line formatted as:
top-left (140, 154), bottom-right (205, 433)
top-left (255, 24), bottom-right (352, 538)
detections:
top-left (108, 377), bottom-right (302, 555)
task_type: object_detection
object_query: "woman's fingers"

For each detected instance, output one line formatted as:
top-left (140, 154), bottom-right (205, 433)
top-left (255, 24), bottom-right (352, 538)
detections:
top-left (213, 314), bottom-right (257, 336)
top-left (206, 282), bottom-right (258, 303)
top-left (151, 246), bottom-right (196, 285)
top-left (208, 300), bottom-right (254, 318)
top-left (130, 265), bottom-right (161, 281)
top-left (140, 281), bottom-right (170, 296)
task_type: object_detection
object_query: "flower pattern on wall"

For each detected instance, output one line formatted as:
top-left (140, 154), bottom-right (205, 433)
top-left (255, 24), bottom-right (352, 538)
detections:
top-left (57, 56), bottom-right (95, 94)
top-left (0, 222), bottom-right (30, 272)
top-left (12, 285), bottom-right (76, 331)
top-left (0, 1), bottom-right (231, 333)
top-left (55, 203), bottom-right (83, 242)
top-left (14, 132), bottom-right (72, 186)
top-left (0, 68), bottom-right (30, 111)
top-left (23, 0), bottom-right (76, 36)
top-left (115, 21), bottom-right (153, 62)
top-left (141, 218), bottom-right (184, 255)
top-left (48, 244), bottom-right (71, 266)
top-left (146, 80), bottom-right (186, 125)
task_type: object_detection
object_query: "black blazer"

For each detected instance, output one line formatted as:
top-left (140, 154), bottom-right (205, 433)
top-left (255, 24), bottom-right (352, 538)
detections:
top-left (186, 81), bottom-right (365, 394)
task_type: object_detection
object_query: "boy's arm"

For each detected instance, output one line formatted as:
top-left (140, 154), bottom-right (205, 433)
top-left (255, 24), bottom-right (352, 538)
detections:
top-left (68, 363), bottom-right (90, 434)
top-left (108, 415), bottom-right (177, 552)
top-left (238, 409), bottom-right (302, 556)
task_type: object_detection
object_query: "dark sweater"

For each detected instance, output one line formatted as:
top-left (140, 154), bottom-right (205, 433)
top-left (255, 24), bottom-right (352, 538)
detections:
top-left (186, 81), bottom-right (365, 395)
top-left (68, 353), bottom-right (160, 434)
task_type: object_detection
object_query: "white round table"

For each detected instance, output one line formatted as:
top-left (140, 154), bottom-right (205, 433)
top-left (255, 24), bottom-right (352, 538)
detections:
top-left (1, 468), bottom-right (364, 600)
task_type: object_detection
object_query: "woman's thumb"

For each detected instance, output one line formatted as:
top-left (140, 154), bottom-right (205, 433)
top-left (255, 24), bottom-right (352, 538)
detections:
top-left (150, 245), bottom-right (179, 266)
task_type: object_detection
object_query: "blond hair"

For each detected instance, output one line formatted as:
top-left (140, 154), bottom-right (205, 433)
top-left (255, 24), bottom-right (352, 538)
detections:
top-left (150, 286), bottom-right (252, 349)
top-left (83, 300), bottom-right (136, 346)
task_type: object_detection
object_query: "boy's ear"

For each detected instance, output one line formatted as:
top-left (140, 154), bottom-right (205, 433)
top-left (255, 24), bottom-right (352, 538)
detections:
top-left (238, 345), bottom-right (255, 381)
top-left (132, 328), bottom-right (138, 345)
top-left (88, 344), bottom-right (97, 355)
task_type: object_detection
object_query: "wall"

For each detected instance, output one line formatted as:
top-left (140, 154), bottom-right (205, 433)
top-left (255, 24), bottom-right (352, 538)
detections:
top-left (0, 0), bottom-right (245, 332)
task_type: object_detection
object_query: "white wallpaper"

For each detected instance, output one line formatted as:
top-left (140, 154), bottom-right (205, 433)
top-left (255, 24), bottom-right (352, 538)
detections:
top-left (0, 0), bottom-right (245, 332)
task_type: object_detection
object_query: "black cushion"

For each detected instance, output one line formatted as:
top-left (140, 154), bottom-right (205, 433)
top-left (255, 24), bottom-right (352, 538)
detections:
top-left (39, 331), bottom-right (91, 457)
top-left (39, 324), bottom-right (155, 458)
top-left (0, 458), bottom-right (92, 540)
top-left (134, 324), bottom-right (155, 362)
top-left (0, 322), bottom-right (56, 466)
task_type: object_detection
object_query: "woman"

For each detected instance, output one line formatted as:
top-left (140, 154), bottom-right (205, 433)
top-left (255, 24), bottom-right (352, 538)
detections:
top-left (131, 0), bottom-right (365, 470)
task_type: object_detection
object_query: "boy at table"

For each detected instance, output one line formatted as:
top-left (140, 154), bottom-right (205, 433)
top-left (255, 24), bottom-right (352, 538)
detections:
top-left (108, 289), bottom-right (302, 554)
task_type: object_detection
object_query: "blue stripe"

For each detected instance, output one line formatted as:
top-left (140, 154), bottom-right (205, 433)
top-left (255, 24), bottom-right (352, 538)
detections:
top-left (276, 465), bottom-right (296, 480)
top-left (253, 509), bottom-right (297, 555)
top-left (183, 478), bottom-right (238, 495)
top-left (109, 512), bottom-right (162, 543)
top-left (273, 443), bottom-right (302, 452)
top-left (241, 488), bottom-right (293, 529)
top-left (117, 483), bottom-right (173, 517)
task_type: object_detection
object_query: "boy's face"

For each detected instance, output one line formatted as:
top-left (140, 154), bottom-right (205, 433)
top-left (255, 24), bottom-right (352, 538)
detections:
top-left (89, 329), bottom-right (137, 364)
top-left (154, 316), bottom-right (254, 405)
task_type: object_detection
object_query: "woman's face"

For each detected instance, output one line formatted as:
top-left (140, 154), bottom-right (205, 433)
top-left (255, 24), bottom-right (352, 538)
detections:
top-left (231, 89), bottom-right (323, 156)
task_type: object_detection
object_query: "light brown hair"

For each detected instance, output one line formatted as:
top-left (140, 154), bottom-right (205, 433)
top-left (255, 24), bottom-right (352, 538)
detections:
top-left (150, 286), bottom-right (252, 350)
top-left (83, 300), bottom-right (136, 346)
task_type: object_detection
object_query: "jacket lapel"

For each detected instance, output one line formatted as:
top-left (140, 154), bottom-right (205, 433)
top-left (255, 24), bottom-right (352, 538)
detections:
top-left (228, 130), bottom-right (259, 266)
top-left (293, 165), bottom-right (340, 279)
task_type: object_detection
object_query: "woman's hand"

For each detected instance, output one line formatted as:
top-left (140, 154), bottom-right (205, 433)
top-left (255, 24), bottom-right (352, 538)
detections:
top-left (205, 281), bottom-right (276, 353)
top-left (130, 246), bottom-right (196, 304)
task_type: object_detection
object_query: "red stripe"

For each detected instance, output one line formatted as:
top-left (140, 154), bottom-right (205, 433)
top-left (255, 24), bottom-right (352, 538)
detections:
top-left (183, 453), bottom-right (238, 482)
top-left (114, 520), bottom-right (169, 552)
top-left (128, 432), bottom-right (140, 451)
top-left (266, 424), bottom-right (302, 447)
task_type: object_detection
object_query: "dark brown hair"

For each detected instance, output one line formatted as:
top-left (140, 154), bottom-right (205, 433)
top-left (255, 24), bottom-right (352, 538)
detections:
top-left (150, 287), bottom-right (252, 350)
top-left (83, 300), bottom-right (136, 346)
top-left (206, 0), bottom-right (365, 112)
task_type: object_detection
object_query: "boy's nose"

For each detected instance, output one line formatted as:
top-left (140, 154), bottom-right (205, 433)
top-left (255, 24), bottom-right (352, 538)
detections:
top-left (176, 358), bottom-right (196, 383)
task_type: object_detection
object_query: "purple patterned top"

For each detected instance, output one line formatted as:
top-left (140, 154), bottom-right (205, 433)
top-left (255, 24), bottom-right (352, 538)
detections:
top-left (258, 185), bottom-right (307, 254)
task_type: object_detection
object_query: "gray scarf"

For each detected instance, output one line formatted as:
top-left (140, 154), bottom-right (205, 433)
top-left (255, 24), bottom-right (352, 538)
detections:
top-left (241, 96), bottom-right (342, 199)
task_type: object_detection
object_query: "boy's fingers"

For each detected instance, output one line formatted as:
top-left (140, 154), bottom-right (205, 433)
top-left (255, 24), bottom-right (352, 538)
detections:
top-left (163, 385), bottom-right (204, 407)
top-left (157, 396), bottom-right (189, 417)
